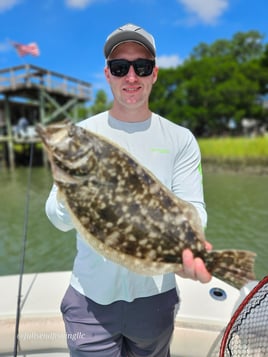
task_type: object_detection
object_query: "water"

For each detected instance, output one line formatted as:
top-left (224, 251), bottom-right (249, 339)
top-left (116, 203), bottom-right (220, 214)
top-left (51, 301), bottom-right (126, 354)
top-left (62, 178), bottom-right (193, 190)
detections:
top-left (0, 167), bottom-right (267, 280)
top-left (0, 167), bottom-right (76, 276)
top-left (203, 172), bottom-right (268, 281)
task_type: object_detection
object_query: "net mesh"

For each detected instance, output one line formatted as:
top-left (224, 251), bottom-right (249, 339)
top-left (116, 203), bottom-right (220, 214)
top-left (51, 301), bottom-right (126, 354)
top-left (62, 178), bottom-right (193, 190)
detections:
top-left (220, 276), bottom-right (268, 357)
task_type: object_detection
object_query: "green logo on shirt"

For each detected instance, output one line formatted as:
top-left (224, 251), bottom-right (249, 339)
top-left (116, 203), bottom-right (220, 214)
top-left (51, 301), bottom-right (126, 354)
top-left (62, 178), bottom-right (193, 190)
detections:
top-left (150, 148), bottom-right (170, 154)
top-left (198, 162), bottom-right (203, 176)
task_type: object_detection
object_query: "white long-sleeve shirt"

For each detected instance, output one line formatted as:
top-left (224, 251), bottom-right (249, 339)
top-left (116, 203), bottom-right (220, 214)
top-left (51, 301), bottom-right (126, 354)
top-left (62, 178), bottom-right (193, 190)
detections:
top-left (45, 112), bottom-right (207, 304)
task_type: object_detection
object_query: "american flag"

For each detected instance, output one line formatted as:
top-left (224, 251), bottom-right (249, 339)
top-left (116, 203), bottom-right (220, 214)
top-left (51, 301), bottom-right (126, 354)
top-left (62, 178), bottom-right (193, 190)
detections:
top-left (12, 42), bottom-right (40, 57)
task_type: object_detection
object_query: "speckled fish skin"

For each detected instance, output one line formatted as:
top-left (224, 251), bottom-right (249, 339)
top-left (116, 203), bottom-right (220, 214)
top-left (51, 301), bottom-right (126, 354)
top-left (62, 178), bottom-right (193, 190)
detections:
top-left (37, 122), bottom-right (256, 289)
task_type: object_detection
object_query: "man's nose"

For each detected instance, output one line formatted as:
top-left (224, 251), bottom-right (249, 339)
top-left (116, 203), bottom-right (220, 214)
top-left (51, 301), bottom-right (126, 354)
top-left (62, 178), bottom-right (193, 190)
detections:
top-left (126, 65), bottom-right (137, 81)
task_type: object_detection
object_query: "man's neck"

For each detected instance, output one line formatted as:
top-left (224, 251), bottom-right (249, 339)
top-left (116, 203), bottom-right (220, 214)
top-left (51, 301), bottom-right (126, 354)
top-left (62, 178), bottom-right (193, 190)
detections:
top-left (109, 105), bottom-right (151, 123)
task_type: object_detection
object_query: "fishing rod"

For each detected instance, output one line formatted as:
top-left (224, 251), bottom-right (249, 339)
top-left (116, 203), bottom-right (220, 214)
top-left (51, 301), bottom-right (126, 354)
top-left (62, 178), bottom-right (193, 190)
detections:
top-left (13, 143), bottom-right (34, 357)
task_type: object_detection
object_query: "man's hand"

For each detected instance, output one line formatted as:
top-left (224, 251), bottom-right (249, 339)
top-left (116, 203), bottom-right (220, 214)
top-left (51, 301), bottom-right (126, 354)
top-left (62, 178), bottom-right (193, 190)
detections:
top-left (176, 241), bottom-right (212, 283)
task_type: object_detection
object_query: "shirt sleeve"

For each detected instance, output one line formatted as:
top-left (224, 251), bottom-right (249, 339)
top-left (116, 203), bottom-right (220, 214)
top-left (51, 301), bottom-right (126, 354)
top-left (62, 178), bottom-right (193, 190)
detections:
top-left (45, 184), bottom-right (75, 232)
top-left (171, 131), bottom-right (207, 229)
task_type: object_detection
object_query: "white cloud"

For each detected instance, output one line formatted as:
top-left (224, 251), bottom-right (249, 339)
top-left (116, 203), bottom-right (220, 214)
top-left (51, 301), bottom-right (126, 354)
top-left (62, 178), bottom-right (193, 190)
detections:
top-left (178, 0), bottom-right (229, 25)
top-left (65, 0), bottom-right (96, 9)
top-left (0, 0), bottom-right (21, 13)
top-left (156, 55), bottom-right (182, 69)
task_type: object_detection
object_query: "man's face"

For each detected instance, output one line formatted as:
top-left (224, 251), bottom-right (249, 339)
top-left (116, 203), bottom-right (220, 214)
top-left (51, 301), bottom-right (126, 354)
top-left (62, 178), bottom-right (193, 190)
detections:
top-left (105, 42), bottom-right (158, 111)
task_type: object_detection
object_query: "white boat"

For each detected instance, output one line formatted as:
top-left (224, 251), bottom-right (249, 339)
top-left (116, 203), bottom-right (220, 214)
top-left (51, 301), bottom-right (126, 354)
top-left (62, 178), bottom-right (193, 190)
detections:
top-left (0, 271), bottom-right (257, 357)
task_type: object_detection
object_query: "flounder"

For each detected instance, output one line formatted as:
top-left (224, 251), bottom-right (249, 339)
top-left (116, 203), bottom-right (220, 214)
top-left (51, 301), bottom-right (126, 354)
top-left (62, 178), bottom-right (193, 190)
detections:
top-left (37, 121), bottom-right (256, 289)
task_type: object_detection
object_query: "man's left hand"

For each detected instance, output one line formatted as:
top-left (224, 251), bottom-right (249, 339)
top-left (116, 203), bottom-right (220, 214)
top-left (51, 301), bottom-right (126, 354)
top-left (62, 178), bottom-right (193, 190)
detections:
top-left (176, 242), bottom-right (212, 283)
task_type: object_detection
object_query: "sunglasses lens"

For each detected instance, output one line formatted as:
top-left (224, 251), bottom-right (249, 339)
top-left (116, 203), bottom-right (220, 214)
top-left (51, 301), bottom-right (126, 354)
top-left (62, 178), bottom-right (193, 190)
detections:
top-left (134, 59), bottom-right (155, 77)
top-left (109, 60), bottom-right (129, 77)
top-left (108, 59), bottom-right (155, 77)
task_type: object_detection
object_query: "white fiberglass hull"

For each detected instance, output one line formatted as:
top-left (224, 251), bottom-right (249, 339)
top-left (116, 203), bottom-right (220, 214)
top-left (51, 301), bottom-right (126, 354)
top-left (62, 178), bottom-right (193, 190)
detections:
top-left (0, 271), bottom-right (257, 357)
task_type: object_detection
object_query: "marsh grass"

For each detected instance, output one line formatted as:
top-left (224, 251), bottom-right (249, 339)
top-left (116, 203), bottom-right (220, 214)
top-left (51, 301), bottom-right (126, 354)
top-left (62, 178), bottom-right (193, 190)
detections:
top-left (199, 136), bottom-right (268, 158)
top-left (198, 136), bottom-right (268, 173)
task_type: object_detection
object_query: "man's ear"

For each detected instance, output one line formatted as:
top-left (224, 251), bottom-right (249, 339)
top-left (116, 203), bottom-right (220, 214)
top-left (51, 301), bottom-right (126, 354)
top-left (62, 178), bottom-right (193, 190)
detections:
top-left (104, 66), bottom-right (112, 83)
top-left (152, 66), bottom-right (158, 84)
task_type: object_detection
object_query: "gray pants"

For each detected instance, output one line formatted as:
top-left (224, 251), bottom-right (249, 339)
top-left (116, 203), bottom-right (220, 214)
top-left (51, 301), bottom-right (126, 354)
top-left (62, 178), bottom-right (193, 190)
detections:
top-left (60, 285), bottom-right (179, 357)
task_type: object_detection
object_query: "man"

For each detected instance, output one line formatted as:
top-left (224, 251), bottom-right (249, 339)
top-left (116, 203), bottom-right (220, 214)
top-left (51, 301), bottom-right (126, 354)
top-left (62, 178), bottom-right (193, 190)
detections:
top-left (46, 23), bottom-right (211, 357)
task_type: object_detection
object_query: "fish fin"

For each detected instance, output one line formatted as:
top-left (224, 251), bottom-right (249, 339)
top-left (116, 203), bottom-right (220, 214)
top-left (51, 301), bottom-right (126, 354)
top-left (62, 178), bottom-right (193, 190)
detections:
top-left (206, 250), bottom-right (257, 289)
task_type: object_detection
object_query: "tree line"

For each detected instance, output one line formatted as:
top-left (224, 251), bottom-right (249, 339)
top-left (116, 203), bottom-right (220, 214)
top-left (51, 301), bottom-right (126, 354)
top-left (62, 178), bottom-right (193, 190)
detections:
top-left (84, 30), bottom-right (268, 137)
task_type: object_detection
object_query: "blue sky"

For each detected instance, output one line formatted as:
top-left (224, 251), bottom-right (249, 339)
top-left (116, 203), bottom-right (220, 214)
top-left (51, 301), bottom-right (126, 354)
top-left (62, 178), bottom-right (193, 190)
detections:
top-left (0, 0), bottom-right (267, 102)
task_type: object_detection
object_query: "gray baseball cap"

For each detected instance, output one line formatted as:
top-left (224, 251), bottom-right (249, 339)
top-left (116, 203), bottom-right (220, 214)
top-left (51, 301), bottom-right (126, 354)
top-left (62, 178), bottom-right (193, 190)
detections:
top-left (104, 23), bottom-right (156, 58)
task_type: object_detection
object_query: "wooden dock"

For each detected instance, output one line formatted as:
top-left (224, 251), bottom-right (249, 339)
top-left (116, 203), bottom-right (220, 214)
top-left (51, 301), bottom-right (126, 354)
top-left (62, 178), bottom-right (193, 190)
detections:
top-left (0, 63), bottom-right (92, 168)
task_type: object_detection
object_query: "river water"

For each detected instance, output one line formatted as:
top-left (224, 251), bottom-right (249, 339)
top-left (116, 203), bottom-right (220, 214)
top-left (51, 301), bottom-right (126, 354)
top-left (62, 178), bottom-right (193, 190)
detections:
top-left (0, 167), bottom-right (267, 281)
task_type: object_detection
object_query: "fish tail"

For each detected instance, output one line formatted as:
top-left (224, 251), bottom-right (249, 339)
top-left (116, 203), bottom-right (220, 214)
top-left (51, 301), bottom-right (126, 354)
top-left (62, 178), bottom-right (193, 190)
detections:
top-left (205, 249), bottom-right (256, 289)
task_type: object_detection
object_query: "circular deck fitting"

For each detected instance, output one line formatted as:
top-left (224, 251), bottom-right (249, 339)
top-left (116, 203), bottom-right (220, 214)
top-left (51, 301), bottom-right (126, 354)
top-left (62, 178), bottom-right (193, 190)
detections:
top-left (209, 287), bottom-right (227, 301)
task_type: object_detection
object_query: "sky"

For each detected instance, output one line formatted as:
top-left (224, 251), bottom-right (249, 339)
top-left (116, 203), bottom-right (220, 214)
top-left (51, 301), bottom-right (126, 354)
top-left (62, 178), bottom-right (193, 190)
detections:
top-left (0, 0), bottom-right (267, 102)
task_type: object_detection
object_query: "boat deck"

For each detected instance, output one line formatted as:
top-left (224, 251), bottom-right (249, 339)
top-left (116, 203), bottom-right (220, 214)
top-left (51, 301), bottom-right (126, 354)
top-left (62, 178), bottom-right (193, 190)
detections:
top-left (0, 271), bottom-right (256, 357)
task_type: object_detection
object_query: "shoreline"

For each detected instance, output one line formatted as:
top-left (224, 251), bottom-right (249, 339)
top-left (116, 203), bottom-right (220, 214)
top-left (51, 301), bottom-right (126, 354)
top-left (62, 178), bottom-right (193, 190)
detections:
top-left (202, 158), bottom-right (268, 176)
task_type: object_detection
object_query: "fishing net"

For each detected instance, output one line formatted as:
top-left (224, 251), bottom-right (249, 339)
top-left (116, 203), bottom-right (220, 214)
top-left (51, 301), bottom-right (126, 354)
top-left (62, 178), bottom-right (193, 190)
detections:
top-left (219, 276), bottom-right (268, 357)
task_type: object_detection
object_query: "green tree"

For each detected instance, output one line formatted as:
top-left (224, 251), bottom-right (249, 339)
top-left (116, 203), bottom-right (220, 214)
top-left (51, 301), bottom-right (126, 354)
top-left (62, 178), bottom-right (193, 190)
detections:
top-left (88, 90), bottom-right (112, 116)
top-left (259, 44), bottom-right (268, 96)
top-left (150, 30), bottom-right (267, 136)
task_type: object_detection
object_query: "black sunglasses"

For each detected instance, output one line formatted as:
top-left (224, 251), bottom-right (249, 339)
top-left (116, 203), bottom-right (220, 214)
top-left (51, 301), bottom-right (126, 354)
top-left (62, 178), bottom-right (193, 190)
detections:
top-left (107, 59), bottom-right (155, 77)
